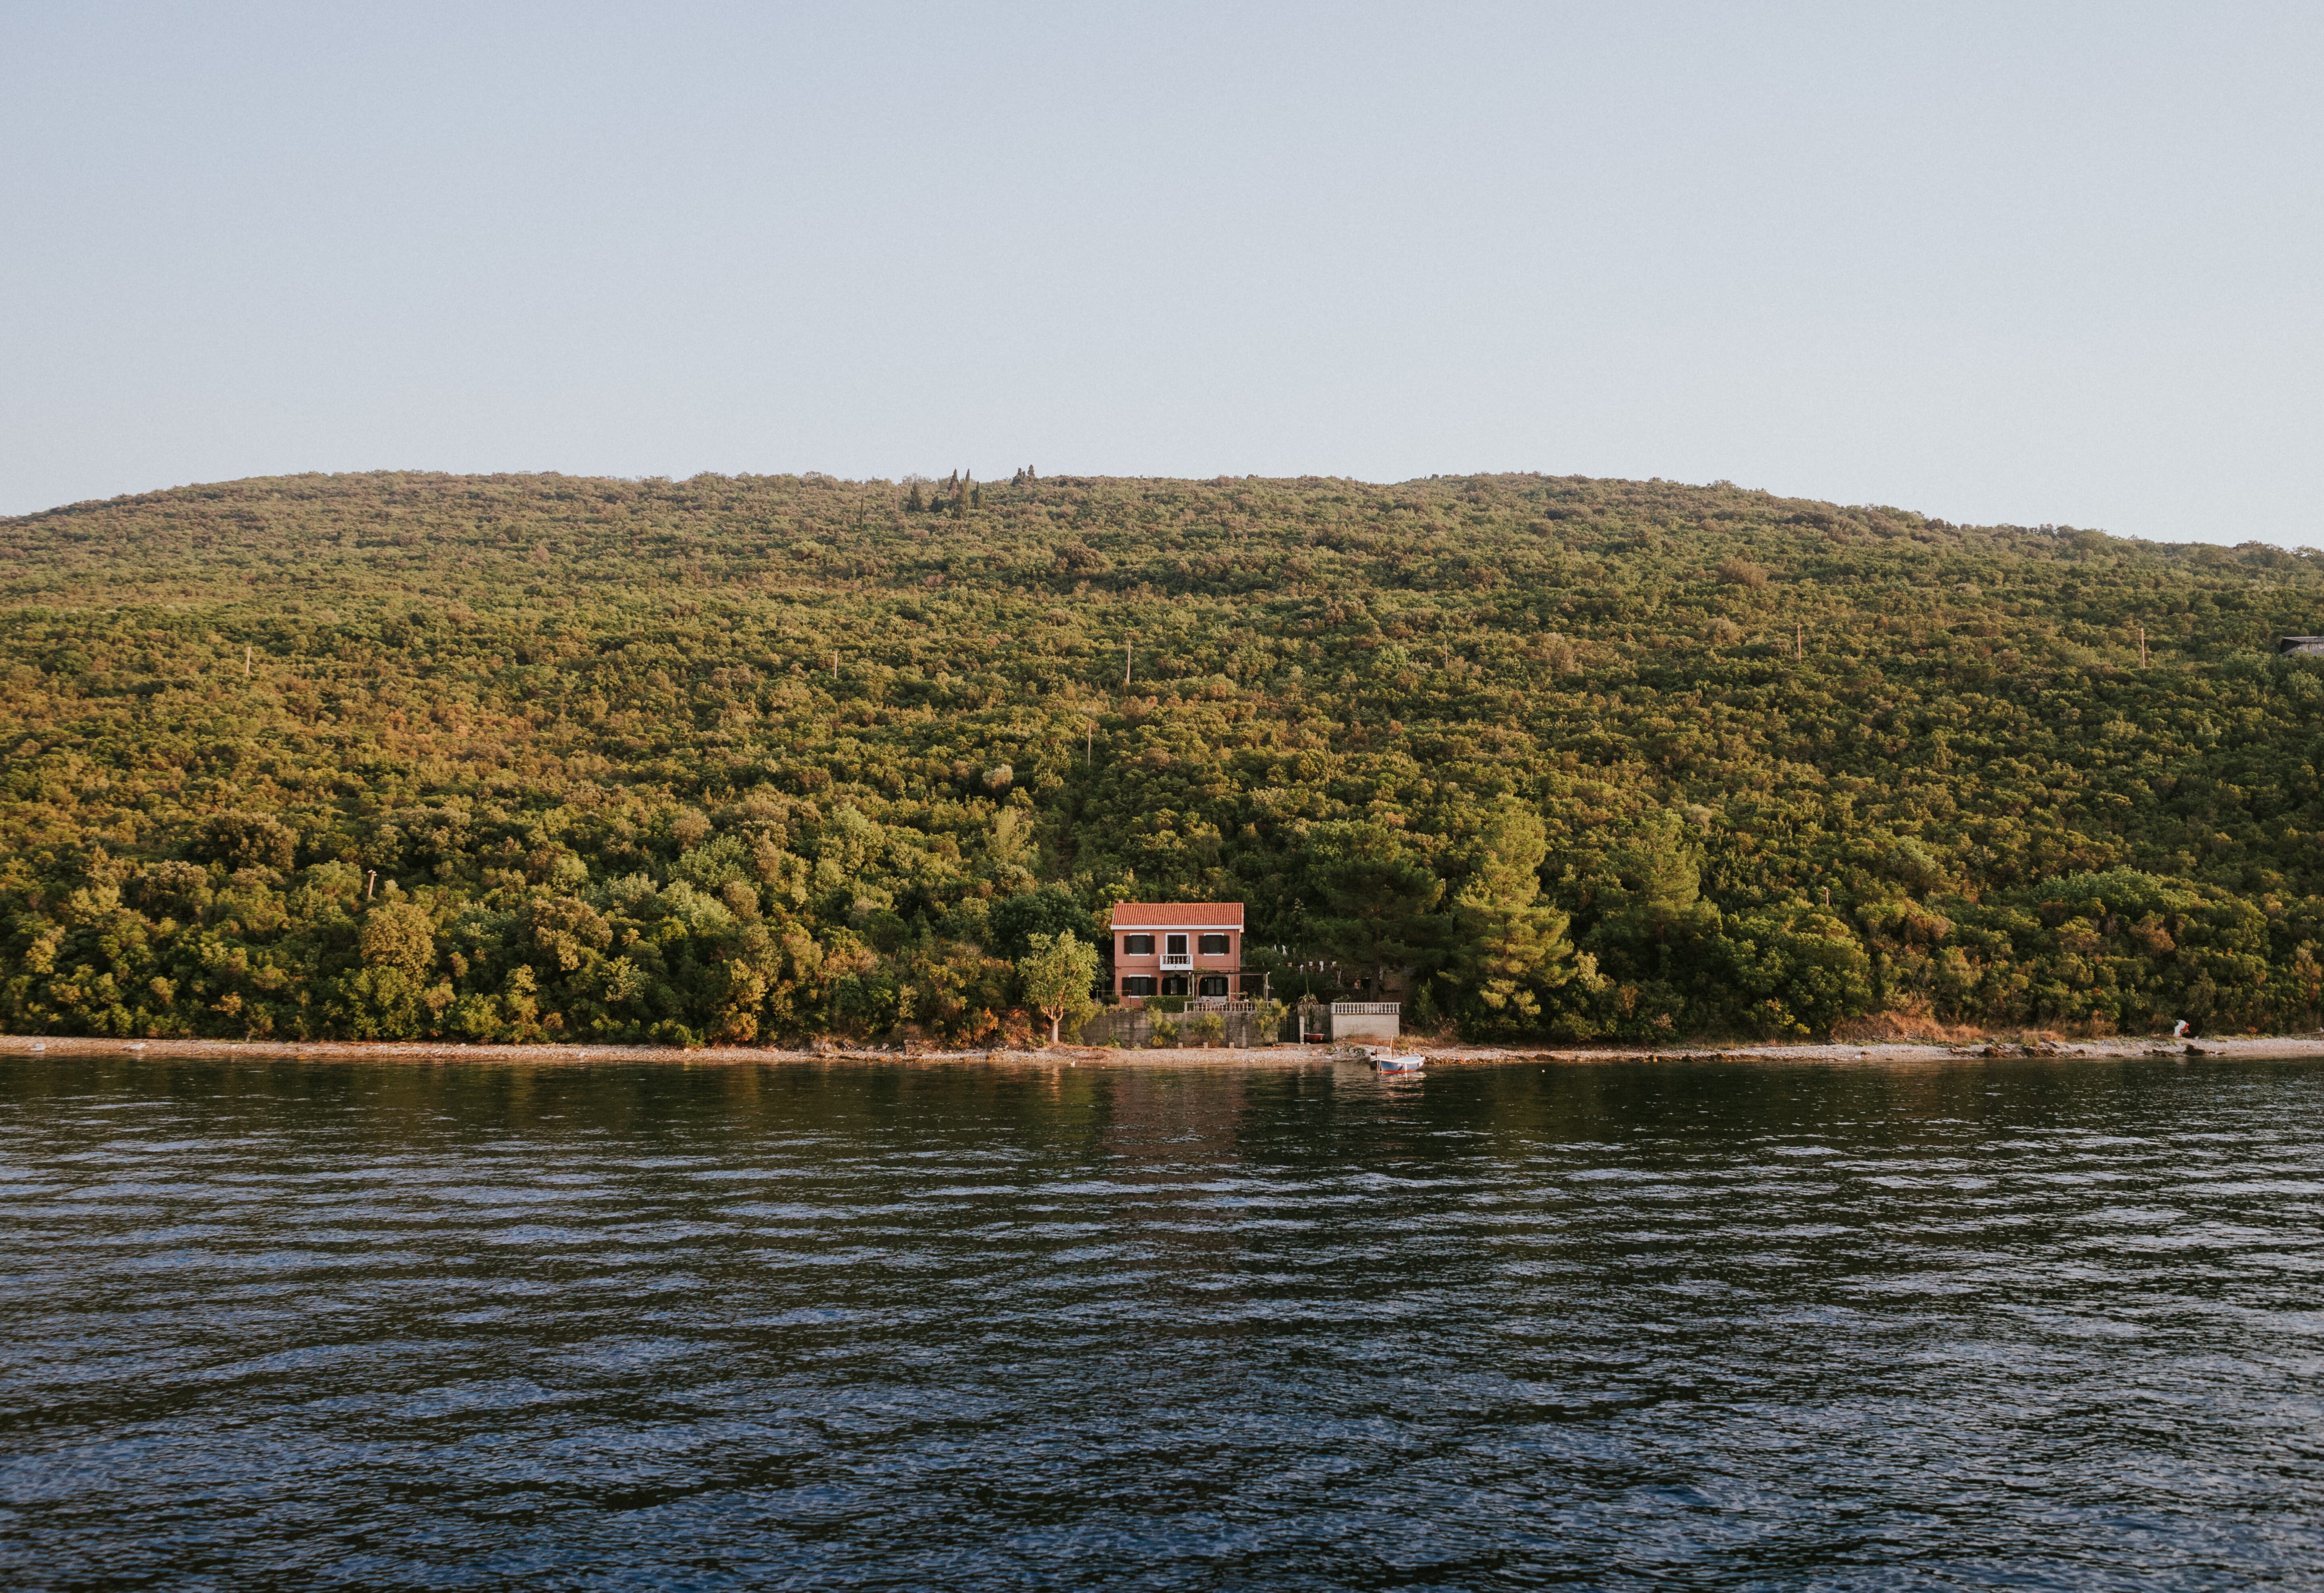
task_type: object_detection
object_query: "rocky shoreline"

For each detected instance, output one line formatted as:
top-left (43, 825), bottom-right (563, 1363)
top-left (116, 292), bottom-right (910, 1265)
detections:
top-left (6, 1033), bottom-right (2324, 1068)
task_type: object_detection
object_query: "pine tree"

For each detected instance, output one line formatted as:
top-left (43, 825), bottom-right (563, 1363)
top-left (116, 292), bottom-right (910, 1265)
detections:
top-left (1450, 805), bottom-right (1593, 1021)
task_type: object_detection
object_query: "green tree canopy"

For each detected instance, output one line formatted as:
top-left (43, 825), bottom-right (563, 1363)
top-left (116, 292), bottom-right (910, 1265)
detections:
top-left (988, 885), bottom-right (1090, 962)
top-left (1305, 822), bottom-right (1446, 997)
top-left (1017, 930), bottom-right (1101, 1045)
top-left (6, 468), bottom-right (2324, 1046)
top-left (358, 902), bottom-right (435, 980)
top-left (1447, 805), bottom-right (1595, 1026)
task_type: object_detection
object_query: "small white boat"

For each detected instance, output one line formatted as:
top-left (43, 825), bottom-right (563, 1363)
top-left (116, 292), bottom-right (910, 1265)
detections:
top-left (1369, 1049), bottom-right (1426, 1073)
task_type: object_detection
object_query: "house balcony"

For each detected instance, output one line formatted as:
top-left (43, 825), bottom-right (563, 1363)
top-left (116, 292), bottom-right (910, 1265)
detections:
top-left (1160, 954), bottom-right (1193, 971)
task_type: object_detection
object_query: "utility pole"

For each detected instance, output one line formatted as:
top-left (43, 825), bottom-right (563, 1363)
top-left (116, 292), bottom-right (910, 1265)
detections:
top-left (1123, 641), bottom-right (1132, 688)
top-left (2139, 625), bottom-right (2148, 666)
top-left (365, 869), bottom-right (376, 901)
top-left (1086, 722), bottom-right (1094, 766)
top-left (831, 651), bottom-right (838, 678)
top-left (1795, 622), bottom-right (1803, 662)
top-left (244, 644), bottom-right (251, 678)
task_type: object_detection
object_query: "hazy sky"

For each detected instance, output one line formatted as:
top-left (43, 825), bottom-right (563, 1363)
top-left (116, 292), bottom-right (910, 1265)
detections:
top-left (5, 2), bottom-right (2318, 542)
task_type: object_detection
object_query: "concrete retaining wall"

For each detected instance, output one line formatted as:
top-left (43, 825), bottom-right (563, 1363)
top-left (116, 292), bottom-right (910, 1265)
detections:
top-left (1330, 1007), bottom-right (1402, 1046)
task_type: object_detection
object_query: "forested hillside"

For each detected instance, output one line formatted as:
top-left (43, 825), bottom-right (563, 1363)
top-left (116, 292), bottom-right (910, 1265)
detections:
top-left (6, 469), bottom-right (2323, 1045)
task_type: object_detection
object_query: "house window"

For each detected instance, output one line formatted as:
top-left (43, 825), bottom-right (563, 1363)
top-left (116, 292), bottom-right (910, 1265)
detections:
top-left (1164, 934), bottom-right (1188, 957)
top-left (1198, 975), bottom-right (1228, 998)
top-left (1198, 933), bottom-right (1229, 955)
top-left (1123, 934), bottom-right (1154, 956)
top-left (1161, 975), bottom-right (1189, 997)
top-left (1122, 976), bottom-right (1157, 997)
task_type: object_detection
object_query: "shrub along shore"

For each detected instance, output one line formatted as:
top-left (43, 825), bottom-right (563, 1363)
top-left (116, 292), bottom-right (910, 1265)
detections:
top-left (6, 469), bottom-right (2324, 1048)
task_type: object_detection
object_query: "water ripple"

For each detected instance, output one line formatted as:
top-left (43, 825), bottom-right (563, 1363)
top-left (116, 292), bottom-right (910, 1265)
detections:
top-left (4, 1055), bottom-right (2323, 1589)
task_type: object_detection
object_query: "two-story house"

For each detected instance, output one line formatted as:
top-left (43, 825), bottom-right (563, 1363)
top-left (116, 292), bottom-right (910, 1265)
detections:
top-left (1109, 902), bottom-right (1243, 1003)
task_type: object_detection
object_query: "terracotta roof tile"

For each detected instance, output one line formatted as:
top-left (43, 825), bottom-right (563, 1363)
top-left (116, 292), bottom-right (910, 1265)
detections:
top-left (1108, 901), bottom-right (1245, 928)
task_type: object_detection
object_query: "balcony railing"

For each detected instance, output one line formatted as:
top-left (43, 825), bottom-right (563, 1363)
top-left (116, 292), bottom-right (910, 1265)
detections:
top-left (1159, 954), bottom-right (1192, 971)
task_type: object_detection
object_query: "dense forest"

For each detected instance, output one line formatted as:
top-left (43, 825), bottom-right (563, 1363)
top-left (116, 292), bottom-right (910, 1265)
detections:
top-left (5, 468), bottom-right (2324, 1046)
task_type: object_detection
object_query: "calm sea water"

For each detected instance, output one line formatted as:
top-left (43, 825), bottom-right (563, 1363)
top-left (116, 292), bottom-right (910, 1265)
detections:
top-left (4, 1054), bottom-right (2323, 1591)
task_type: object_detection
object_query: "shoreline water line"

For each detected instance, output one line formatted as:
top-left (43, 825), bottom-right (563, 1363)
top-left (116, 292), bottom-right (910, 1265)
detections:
top-left (6, 1033), bottom-right (2324, 1068)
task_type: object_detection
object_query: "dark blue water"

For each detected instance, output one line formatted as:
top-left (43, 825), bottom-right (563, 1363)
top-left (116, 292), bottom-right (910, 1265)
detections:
top-left (4, 1054), bottom-right (2323, 1590)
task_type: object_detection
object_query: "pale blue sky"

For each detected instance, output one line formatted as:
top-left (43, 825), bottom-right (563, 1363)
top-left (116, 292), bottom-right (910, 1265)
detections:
top-left (4, 2), bottom-right (2318, 542)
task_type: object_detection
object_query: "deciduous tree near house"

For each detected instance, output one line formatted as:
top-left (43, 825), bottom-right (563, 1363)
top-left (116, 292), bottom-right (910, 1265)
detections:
top-left (1017, 929), bottom-right (1100, 1045)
